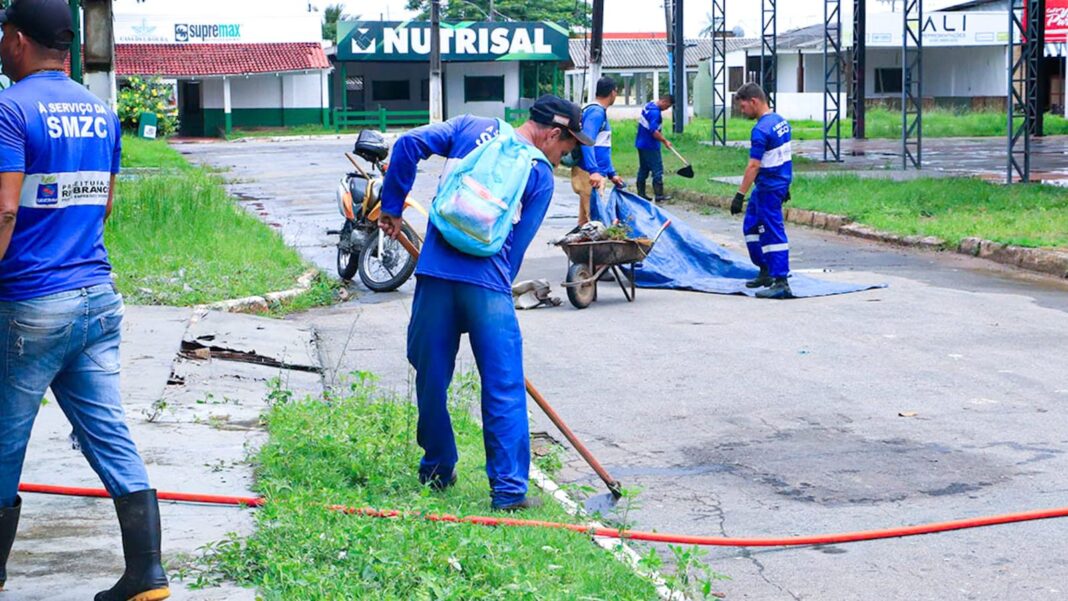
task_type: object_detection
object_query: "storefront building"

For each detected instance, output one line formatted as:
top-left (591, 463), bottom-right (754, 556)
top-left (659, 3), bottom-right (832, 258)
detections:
top-left (333, 20), bottom-right (570, 122)
top-left (112, 10), bottom-right (330, 137)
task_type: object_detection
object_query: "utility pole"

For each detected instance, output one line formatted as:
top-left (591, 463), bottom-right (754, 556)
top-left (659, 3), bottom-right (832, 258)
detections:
top-left (489, 0), bottom-right (495, 21)
top-left (586, 0), bottom-right (605, 104)
top-left (82, 0), bottom-right (115, 107)
top-left (429, 0), bottom-right (443, 122)
top-left (664, 0), bottom-right (674, 98)
top-left (672, 0), bottom-right (686, 133)
top-left (69, 0), bottom-right (83, 84)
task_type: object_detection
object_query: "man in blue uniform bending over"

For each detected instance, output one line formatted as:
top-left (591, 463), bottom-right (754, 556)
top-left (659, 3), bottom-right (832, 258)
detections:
top-left (377, 95), bottom-right (591, 511)
top-left (731, 82), bottom-right (794, 300)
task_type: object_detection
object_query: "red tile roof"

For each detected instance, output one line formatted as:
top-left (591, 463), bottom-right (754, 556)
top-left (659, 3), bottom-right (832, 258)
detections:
top-left (114, 43), bottom-right (330, 77)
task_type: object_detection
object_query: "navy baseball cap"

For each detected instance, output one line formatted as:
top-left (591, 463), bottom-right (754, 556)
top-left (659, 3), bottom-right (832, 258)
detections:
top-left (0, 0), bottom-right (76, 51)
top-left (529, 95), bottom-right (594, 146)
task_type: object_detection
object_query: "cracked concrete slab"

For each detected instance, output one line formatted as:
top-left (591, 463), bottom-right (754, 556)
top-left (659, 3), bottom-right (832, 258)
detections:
top-left (8, 305), bottom-right (323, 600)
top-left (184, 310), bottom-right (321, 372)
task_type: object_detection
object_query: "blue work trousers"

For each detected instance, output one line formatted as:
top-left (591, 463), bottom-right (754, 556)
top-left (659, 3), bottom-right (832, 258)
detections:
top-left (407, 276), bottom-right (529, 508)
top-left (636, 147), bottom-right (665, 186)
top-left (0, 284), bottom-right (151, 509)
top-left (743, 186), bottom-right (791, 278)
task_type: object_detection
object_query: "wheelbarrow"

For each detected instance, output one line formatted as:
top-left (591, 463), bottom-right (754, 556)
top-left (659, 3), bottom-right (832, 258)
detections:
top-left (557, 220), bottom-right (671, 309)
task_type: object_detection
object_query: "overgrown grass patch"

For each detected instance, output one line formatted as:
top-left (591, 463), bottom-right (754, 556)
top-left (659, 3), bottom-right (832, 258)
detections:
top-left (177, 373), bottom-right (671, 600)
top-left (108, 137), bottom-right (310, 305)
top-left (790, 175), bottom-right (1068, 248)
top-left (694, 109), bottom-right (1068, 142)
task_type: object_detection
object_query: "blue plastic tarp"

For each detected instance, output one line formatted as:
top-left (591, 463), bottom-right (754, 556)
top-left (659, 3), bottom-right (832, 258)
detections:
top-left (588, 188), bottom-right (885, 298)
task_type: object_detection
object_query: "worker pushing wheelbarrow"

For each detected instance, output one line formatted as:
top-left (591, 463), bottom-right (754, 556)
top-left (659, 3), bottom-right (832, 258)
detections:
top-left (555, 220), bottom-right (671, 309)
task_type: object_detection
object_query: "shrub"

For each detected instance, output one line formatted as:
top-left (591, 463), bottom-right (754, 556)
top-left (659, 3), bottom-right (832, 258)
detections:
top-left (117, 76), bottom-right (179, 137)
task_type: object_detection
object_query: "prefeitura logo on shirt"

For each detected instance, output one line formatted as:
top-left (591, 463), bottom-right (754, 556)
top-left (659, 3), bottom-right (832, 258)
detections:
top-left (36, 175), bottom-right (59, 205)
top-left (62, 177), bottom-right (110, 203)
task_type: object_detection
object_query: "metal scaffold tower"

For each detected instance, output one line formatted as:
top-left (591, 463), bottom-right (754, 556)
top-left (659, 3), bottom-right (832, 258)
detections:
top-left (761, 0), bottom-right (777, 110)
top-left (1008, 0), bottom-right (1045, 183)
top-left (710, 0), bottom-right (727, 145)
top-left (902, 0), bottom-right (922, 170)
top-left (851, 0), bottom-right (866, 139)
top-left (823, 0), bottom-right (843, 162)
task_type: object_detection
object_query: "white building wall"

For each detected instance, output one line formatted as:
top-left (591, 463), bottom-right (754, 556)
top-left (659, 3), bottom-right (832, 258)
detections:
top-left (777, 53), bottom-right (800, 93)
top-left (867, 46), bottom-right (1006, 98)
top-left (203, 75), bottom-right (286, 109)
top-left (444, 61), bottom-right (520, 120)
top-left (282, 73), bottom-right (323, 108)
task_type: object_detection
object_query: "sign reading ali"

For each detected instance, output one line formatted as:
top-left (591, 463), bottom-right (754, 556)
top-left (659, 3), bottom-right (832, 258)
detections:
top-left (866, 12), bottom-right (1011, 47)
top-left (338, 21), bottom-right (570, 62)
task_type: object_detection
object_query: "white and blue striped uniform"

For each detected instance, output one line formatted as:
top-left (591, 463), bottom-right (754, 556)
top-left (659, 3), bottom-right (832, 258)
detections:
top-left (744, 112), bottom-right (793, 278)
top-left (0, 72), bottom-right (121, 301)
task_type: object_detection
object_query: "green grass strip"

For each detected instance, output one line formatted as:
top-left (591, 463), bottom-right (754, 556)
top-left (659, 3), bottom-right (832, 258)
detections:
top-left (108, 136), bottom-right (310, 306)
top-left (180, 373), bottom-right (661, 599)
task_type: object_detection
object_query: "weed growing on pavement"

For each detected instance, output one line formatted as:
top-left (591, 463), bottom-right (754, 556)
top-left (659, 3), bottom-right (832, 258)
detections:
top-left (182, 372), bottom-right (660, 599)
top-left (142, 398), bottom-right (169, 423)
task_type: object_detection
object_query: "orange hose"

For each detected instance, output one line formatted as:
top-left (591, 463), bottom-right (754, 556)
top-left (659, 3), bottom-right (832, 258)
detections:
top-left (19, 482), bottom-right (1068, 547)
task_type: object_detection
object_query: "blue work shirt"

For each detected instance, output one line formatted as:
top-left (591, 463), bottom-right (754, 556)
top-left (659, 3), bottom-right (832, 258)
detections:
top-left (750, 112), bottom-right (793, 193)
top-left (0, 71), bottom-right (121, 302)
top-left (635, 101), bottom-right (664, 151)
top-left (577, 103), bottom-right (615, 177)
top-left (380, 115), bottom-right (555, 295)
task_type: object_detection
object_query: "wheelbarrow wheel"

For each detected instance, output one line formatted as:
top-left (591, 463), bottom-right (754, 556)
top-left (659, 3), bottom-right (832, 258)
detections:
top-left (566, 263), bottom-right (596, 309)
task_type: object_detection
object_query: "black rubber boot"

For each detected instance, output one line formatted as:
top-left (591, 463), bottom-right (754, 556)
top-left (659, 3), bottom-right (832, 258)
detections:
top-left (494, 496), bottom-right (544, 513)
top-left (95, 489), bottom-right (170, 601)
top-left (419, 470), bottom-right (458, 492)
top-left (653, 182), bottom-right (671, 203)
top-left (745, 267), bottom-right (773, 289)
top-left (755, 277), bottom-right (794, 300)
top-left (636, 180), bottom-right (649, 200)
top-left (0, 496), bottom-right (21, 591)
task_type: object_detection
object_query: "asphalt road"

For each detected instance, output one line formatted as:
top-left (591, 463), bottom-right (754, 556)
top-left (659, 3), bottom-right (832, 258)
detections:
top-left (177, 137), bottom-right (1068, 601)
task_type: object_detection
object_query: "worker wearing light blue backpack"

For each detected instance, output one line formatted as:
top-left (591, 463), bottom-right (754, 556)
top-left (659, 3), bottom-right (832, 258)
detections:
top-left (379, 96), bottom-right (592, 511)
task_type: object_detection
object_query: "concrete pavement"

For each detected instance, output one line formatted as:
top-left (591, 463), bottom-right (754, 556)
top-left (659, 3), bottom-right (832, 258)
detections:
top-left (181, 137), bottom-right (1068, 601)
top-left (7, 307), bottom-right (321, 601)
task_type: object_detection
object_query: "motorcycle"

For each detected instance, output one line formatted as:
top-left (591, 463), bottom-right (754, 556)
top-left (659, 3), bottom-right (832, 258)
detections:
top-left (331, 130), bottom-right (424, 292)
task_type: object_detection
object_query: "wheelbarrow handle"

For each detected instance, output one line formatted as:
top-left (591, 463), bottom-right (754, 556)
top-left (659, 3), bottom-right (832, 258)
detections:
top-left (651, 220), bottom-right (672, 247)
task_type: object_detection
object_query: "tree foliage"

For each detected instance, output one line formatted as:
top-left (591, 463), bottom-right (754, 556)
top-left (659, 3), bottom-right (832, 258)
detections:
top-left (322, 3), bottom-right (354, 42)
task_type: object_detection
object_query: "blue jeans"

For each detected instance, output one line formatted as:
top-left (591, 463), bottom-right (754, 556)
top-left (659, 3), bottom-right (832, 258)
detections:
top-left (0, 284), bottom-right (151, 508)
top-left (743, 187), bottom-right (790, 278)
top-left (407, 276), bottom-right (529, 508)
top-left (636, 147), bottom-right (665, 186)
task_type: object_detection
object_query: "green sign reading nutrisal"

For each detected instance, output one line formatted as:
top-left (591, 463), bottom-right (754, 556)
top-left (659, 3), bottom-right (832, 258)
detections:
top-left (337, 21), bottom-right (570, 62)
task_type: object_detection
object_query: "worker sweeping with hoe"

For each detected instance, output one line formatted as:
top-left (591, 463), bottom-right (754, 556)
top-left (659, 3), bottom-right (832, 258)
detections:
top-left (731, 82), bottom-right (795, 300)
top-left (377, 95), bottom-right (592, 511)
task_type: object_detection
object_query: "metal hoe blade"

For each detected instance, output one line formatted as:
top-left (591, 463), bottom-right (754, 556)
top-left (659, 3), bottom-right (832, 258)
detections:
top-left (676, 164), bottom-right (695, 178)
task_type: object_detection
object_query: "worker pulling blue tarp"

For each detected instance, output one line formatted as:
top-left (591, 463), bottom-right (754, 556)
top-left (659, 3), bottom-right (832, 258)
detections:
top-left (590, 187), bottom-right (884, 298)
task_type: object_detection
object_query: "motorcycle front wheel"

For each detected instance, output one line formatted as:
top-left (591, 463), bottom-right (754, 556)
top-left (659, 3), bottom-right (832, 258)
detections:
top-left (358, 224), bottom-right (419, 292)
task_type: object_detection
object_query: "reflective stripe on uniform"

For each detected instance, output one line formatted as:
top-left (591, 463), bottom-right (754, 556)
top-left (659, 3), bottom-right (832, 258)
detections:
top-left (595, 130), bottom-right (612, 147)
top-left (18, 171), bottom-right (112, 209)
top-left (745, 234), bottom-right (762, 242)
top-left (638, 114), bottom-right (651, 130)
top-left (760, 142), bottom-right (792, 169)
top-left (762, 243), bottom-right (789, 253)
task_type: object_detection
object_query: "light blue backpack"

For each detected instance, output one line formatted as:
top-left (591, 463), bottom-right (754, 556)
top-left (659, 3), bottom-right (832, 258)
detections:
top-left (431, 120), bottom-right (549, 257)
